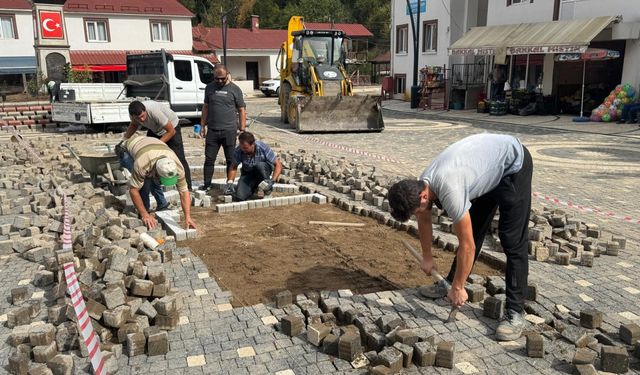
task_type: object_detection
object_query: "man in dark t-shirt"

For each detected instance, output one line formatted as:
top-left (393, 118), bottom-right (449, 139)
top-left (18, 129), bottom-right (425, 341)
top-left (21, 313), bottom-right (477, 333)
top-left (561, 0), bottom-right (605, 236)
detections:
top-left (199, 65), bottom-right (246, 190)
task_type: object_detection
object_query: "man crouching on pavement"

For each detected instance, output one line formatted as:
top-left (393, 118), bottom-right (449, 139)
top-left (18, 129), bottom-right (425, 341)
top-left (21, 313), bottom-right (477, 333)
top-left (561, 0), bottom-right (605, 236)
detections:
top-left (387, 133), bottom-right (533, 342)
top-left (125, 135), bottom-right (197, 230)
top-left (225, 131), bottom-right (282, 201)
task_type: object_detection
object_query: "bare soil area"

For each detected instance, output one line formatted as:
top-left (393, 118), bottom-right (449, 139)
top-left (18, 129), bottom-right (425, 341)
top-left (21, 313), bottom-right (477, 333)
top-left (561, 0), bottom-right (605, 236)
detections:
top-left (184, 203), bottom-right (501, 306)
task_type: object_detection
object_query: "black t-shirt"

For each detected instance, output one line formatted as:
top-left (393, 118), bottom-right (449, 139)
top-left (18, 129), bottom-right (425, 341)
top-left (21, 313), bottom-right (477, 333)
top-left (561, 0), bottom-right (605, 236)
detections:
top-left (204, 82), bottom-right (246, 130)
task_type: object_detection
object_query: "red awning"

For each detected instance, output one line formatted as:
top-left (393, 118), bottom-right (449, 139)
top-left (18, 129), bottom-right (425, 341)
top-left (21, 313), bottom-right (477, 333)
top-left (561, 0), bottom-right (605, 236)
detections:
top-left (72, 64), bottom-right (126, 72)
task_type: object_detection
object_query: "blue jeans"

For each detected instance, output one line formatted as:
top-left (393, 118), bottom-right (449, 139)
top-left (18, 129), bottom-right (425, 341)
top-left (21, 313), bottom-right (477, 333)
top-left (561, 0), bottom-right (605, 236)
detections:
top-left (235, 161), bottom-right (273, 201)
top-left (120, 151), bottom-right (167, 211)
top-left (621, 103), bottom-right (640, 122)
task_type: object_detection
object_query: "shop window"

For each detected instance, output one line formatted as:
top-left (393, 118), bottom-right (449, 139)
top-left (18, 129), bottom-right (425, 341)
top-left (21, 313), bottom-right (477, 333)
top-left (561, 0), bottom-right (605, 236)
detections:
top-left (85, 19), bottom-right (109, 42)
top-left (0, 15), bottom-right (17, 39)
top-left (174, 60), bottom-right (192, 82)
top-left (394, 74), bottom-right (406, 94)
top-left (396, 24), bottom-right (408, 54)
top-left (422, 20), bottom-right (437, 53)
top-left (150, 20), bottom-right (171, 42)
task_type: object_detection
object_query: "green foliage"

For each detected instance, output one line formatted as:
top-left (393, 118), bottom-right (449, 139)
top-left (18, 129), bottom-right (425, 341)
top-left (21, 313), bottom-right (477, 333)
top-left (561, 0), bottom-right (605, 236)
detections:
top-left (181, 0), bottom-right (390, 51)
top-left (63, 63), bottom-right (93, 83)
top-left (26, 70), bottom-right (46, 97)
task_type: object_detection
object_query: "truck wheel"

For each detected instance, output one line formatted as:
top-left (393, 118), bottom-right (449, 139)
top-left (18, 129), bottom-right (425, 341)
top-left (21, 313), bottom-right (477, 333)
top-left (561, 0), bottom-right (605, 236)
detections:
top-left (280, 83), bottom-right (292, 123)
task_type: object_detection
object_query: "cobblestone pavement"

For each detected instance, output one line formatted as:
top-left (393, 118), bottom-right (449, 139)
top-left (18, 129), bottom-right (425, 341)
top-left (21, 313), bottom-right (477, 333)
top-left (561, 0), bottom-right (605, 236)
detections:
top-left (1, 100), bottom-right (640, 374)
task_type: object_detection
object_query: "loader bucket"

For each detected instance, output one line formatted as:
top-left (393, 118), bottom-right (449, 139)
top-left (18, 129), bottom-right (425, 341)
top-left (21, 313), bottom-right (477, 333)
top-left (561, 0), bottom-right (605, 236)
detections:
top-left (294, 95), bottom-right (384, 133)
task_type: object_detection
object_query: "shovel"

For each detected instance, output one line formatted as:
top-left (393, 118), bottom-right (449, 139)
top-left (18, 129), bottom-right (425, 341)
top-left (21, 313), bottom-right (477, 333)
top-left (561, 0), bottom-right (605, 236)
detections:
top-left (401, 240), bottom-right (459, 323)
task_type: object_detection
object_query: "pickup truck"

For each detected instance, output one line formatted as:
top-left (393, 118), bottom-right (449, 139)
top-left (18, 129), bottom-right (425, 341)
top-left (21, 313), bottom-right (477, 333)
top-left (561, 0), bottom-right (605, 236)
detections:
top-left (52, 49), bottom-right (216, 128)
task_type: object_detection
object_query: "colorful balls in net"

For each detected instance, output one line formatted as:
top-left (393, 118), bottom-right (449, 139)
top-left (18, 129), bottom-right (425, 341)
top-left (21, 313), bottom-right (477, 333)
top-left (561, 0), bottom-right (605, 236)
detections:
top-left (602, 113), bottom-right (611, 122)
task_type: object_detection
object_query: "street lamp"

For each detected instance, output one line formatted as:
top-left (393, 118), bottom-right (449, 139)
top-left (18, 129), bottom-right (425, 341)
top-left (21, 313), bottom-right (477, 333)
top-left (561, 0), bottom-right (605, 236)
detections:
top-left (405, 0), bottom-right (421, 108)
top-left (221, 6), bottom-right (237, 66)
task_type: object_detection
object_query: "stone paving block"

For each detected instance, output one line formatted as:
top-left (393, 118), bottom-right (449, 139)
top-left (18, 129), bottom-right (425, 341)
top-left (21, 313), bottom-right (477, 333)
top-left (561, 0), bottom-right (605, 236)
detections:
top-left (561, 326), bottom-right (591, 348)
top-left (580, 251), bottom-right (594, 267)
top-left (526, 333), bottom-right (544, 358)
top-left (370, 365), bottom-right (392, 375)
top-left (29, 323), bottom-right (56, 346)
top-left (579, 309), bottom-right (603, 329)
top-left (275, 290), bottom-right (293, 308)
top-left (413, 341), bottom-right (437, 367)
top-left (366, 331), bottom-right (386, 352)
top-left (11, 286), bottom-right (29, 305)
top-left (465, 284), bottom-right (485, 303)
top-left (483, 295), bottom-right (505, 320)
top-left (378, 346), bottom-right (403, 373)
top-left (338, 332), bottom-right (362, 361)
top-left (394, 329), bottom-right (418, 346)
top-left (237, 346), bottom-right (256, 358)
top-left (486, 276), bottom-right (506, 295)
top-left (131, 279), bottom-right (154, 297)
top-left (85, 299), bottom-right (106, 321)
top-left (101, 285), bottom-right (126, 310)
top-left (9, 324), bottom-right (31, 347)
top-left (33, 342), bottom-right (57, 363)
top-left (376, 315), bottom-right (402, 333)
top-left (392, 342), bottom-right (413, 367)
top-left (103, 305), bottom-right (131, 328)
top-left (147, 330), bottom-right (169, 356)
top-left (322, 333), bottom-right (339, 355)
top-left (155, 312), bottom-right (179, 330)
top-left (126, 332), bottom-right (146, 357)
top-left (9, 354), bottom-right (29, 375)
top-left (556, 252), bottom-right (571, 265)
top-left (620, 323), bottom-right (640, 345)
top-left (572, 348), bottom-right (596, 365)
top-left (435, 341), bottom-right (455, 369)
top-left (48, 305), bottom-right (68, 326)
top-left (574, 364), bottom-right (598, 375)
top-left (307, 322), bottom-right (331, 346)
top-left (8, 306), bottom-right (32, 328)
top-left (138, 300), bottom-right (157, 319)
top-left (33, 270), bottom-right (54, 287)
top-left (55, 321), bottom-right (78, 352)
top-left (117, 322), bottom-right (141, 343)
top-left (601, 345), bottom-right (629, 373)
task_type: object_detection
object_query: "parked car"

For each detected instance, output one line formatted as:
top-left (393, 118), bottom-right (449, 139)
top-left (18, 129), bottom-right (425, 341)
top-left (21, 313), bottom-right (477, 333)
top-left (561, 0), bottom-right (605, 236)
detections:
top-left (260, 77), bottom-right (280, 97)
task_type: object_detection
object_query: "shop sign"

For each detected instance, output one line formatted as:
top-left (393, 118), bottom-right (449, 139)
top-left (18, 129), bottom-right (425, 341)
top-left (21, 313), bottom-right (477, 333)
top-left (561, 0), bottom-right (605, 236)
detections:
top-left (448, 48), bottom-right (495, 56)
top-left (508, 45), bottom-right (587, 54)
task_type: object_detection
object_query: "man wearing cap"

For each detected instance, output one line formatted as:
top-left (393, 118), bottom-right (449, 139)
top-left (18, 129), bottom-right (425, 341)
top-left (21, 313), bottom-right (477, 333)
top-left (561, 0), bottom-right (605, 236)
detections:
top-left (227, 131), bottom-right (281, 201)
top-left (125, 135), bottom-right (197, 230)
top-left (124, 100), bottom-right (192, 190)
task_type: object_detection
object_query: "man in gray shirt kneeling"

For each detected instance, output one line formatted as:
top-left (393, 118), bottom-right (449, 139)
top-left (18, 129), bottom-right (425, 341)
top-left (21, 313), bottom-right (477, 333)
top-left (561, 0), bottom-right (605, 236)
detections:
top-left (388, 133), bottom-right (533, 341)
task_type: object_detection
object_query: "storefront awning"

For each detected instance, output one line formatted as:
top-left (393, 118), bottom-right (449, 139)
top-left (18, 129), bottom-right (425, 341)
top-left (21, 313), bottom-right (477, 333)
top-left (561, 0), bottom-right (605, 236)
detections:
top-left (449, 16), bottom-right (619, 56)
top-left (0, 56), bottom-right (37, 74)
top-left (72, 65), bottom-right (126, 72)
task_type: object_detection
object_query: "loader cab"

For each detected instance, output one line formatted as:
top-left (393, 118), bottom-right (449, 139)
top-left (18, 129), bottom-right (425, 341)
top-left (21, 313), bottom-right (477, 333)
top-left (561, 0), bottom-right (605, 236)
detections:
top-left (291, 30), bottom-right (347, 87)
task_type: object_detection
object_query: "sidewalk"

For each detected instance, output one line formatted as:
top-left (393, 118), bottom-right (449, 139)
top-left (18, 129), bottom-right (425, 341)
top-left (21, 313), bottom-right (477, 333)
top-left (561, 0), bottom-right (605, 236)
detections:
top-left (382, 100), bottom-right (640, 139)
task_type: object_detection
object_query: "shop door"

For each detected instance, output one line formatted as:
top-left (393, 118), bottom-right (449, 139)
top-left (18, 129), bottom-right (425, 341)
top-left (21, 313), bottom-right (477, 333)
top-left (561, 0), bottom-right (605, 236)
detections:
top-left (246, 62), bottom-right (259, 89)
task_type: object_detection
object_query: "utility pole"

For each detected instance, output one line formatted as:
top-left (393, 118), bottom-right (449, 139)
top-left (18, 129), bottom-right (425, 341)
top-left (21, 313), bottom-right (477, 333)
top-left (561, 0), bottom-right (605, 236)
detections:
top-left (221, 6), bottom-right (237, 66)
top-left (406, 0), bottom-right (421, 108)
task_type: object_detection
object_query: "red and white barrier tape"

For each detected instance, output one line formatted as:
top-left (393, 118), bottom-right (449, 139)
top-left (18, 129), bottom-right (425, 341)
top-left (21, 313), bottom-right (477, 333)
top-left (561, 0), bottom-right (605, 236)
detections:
top-left (532, 191), bottom-right (640, 225)
top-left (61, 194), bottom-right (107, 375)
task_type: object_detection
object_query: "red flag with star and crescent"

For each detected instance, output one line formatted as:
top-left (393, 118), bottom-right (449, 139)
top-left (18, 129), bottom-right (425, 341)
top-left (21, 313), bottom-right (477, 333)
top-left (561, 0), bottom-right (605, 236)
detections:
top-left (40, 11), bottom-right (63, 39)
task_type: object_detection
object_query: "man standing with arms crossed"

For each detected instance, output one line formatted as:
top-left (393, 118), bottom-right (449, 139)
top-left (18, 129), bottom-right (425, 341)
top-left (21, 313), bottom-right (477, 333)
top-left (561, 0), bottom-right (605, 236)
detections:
top-left (387, 133), bottom-right (533, 341)
top-left (199, 65), bottom-right (247, 192)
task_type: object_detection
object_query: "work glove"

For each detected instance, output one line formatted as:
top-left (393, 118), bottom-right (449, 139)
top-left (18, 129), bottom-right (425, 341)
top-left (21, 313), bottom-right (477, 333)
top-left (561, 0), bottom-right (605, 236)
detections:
top-left (258, 179), bottom-right (274, 195)
top-left (223, 181), bottom-right (235, 195)
top-left (114, 141), bottom-right (126, 159)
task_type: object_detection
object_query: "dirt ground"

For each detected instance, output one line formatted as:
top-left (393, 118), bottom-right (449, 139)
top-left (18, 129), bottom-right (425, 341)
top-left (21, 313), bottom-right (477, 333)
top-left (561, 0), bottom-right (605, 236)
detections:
top-left (184, 203), bottom-right (502, 306)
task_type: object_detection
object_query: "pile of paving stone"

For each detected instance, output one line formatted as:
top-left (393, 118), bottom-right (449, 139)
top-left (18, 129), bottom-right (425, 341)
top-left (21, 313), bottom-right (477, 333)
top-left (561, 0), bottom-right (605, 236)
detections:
top-left (1, 135), bottom-right (185, 374)
top-left (272, 289), bottom-right (457, 374)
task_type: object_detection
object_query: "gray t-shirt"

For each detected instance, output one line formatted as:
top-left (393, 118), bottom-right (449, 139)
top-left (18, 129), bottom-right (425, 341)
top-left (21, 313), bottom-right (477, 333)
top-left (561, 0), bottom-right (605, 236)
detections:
top-left (204, 82), bottom-right (246, 130)
top-left (131, 100), bottom-right (179, 136)
top-left (419, 133), bottom-right (524, 223)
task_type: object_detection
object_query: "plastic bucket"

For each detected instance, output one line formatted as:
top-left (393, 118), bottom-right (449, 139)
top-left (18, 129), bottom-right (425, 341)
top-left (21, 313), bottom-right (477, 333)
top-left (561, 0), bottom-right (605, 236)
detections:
top-left (193, 124), bottom-right (201, 134)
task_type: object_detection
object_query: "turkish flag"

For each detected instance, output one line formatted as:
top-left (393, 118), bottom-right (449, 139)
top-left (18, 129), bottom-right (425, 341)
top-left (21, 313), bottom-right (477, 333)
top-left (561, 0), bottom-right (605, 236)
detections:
top-left (40, 11), bottom-right (63, 39)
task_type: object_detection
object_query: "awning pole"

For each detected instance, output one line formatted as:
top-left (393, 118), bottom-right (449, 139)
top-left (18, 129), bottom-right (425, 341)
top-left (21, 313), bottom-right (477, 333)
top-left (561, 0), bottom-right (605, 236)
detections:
top-left (524, 54), bottom-right (530, 90)
top-left (508, 55), bottom-right (513, 84)
top-left (580, 59), bottom-right (586, 118)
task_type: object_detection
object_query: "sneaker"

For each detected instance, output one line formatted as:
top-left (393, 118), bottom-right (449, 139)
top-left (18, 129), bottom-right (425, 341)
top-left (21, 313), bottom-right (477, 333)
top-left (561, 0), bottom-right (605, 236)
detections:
top-left (496, 308), bottom-right (525, 341)
top-left (418, 278), bottom-right (451, 299)
top-left (198, 185), bottom-right (211, 191)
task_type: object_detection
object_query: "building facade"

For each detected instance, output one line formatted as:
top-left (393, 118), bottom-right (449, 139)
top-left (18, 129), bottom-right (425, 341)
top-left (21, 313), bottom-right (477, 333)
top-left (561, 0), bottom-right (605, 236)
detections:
top-left (0, 0), bottom-right (37, 93)
top-left (390, 0), bottom-right (640, 112)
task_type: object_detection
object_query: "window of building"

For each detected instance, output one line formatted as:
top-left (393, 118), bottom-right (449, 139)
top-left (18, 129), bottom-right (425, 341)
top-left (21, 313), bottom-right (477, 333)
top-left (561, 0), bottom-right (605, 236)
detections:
top-left (394, 74), bottom-right (406, 94)
top-left (196, 61), bottom-right (215, 84)
top-left (422, 20), bottom-right (437, 53)
top-left (85, 19), bottom-right (109, 42)
top-left (0, 15), bottom-right (17, 39)
top-left (174, 60), bottom-right (192, 82)
top-left (396, 24), bottom-right (408, 54)
top-left (507, 0), bottom-right (534, 5)
top-left (150, 20), bottom-right (171, 42)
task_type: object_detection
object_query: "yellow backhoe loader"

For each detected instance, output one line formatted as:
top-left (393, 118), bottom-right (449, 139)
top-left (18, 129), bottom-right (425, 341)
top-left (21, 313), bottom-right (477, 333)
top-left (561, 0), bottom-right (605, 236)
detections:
top-left (277, 16), bottom-right (384, 133)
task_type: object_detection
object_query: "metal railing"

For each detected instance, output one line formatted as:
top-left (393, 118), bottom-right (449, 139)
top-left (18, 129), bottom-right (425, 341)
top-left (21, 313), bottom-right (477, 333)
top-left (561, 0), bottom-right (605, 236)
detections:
top-left (451, 62), bottom-right (487, 88)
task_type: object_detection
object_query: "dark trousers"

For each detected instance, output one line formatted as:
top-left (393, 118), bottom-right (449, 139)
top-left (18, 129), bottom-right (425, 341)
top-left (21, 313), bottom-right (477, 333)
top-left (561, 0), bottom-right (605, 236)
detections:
top-left (146, 127), bottom-right (192, 190)
top-left (235, 162), bottom-right (273, 201)
top-left (446, 147), bottom-right (533, 313)
top-left (204, 129), bottom-right (236, 186)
